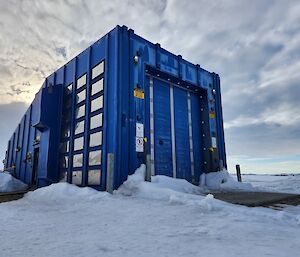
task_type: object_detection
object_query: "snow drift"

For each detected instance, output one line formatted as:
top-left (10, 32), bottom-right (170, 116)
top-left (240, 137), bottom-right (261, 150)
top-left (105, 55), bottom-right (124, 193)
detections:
top-left (115, 165), bottom-right (218, 210)
top-left (0, 172), bottom-right (27, 192)
top-left (202, 169), bottom-right (253, 191)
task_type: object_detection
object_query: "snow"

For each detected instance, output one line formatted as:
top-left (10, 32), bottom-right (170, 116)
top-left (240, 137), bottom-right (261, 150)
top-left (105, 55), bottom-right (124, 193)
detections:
top-left (0, 168), bottom-right (300, 257)
top-left (203, 169), bottom-right (253, 191)
top-left (242, 174), bottom-right (300, 194)
top-left (0, 172), bottom-right (27, 192)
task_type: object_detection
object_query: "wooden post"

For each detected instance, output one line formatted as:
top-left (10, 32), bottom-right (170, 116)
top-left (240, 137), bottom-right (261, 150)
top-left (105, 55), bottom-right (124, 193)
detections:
top-left (236, 164), bottom-right (242, 182)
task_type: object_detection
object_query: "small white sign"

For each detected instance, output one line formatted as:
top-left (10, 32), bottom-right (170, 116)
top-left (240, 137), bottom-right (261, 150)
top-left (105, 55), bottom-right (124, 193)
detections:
top-left (136, 137), bottom-right (144, 152)
top-left (136, 123), bottom-right (144, 138)
top-left (212, 137), bottom-right (217, 148)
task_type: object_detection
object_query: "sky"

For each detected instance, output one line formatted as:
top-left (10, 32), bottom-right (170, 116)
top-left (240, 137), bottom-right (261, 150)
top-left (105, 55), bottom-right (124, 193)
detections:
top-left (0, 0), bottom-right (299, 173)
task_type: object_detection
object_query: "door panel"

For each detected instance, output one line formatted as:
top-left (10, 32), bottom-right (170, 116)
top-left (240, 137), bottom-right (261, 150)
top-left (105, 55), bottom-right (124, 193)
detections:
top-left (153, 79), bottom-right (173, 176)
top-left (173, 87), bottom-right (191, 180)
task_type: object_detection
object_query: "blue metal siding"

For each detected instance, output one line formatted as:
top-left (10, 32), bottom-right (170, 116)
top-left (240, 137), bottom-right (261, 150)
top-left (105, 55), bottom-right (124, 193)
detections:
top-left (16, 118), bottom-right (25, 178)
top-left (214, 74), bottom-right (227, 169)
top-left (24, 106), bottom-right (32, 183)
top-left (119, 27), bottom-right (131, 184)
top-left (144, 76), bottom-right (151, 156)
top-left (190, 93), bottom-right (203, 182)
top-left (12, 127), bottom-right (19, 172)
top-left (44, 85), bottom-right (64, 183)
top-left (20, 113), bottom-right (28, 181)
top-left (128, 28), bottom-right (139, 176)
top-left (65, 60), bottom-right (75, 86)
top-left (26, 104), bottom-right (36, 184)
top-left (8, 135), bottom-right (13, 168)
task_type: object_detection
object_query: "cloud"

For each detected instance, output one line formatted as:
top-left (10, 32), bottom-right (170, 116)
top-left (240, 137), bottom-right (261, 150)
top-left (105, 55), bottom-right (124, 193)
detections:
top-left (0, 102), bottom-right (29, 167)
top-left (0, 0), bottom-right (299, 172)
top-left (227, 154), bottom-right (300, 173)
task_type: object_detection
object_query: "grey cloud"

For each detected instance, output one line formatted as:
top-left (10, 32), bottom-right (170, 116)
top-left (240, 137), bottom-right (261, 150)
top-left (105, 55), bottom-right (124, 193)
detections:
top-left (8, 85), bottom-right (30, 96)
top-left (225, 122), bottom-right (300, 157)
top-left (54, 46), bottom-right (67, 59)
top-left (0, 0), bottom-right (299, 172)
top-left (0, 63), bottom-right (12, 77)
top-left (0, 102), bottom-right (29, 167)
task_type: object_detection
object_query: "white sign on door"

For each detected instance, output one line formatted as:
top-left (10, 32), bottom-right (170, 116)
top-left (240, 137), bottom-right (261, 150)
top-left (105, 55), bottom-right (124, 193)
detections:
top-left (136, 123), bottom-right (144, 138)
top-left (136, 137), bottom-right (144, 152)
top-left (212, 137), bottom-right (217, 148)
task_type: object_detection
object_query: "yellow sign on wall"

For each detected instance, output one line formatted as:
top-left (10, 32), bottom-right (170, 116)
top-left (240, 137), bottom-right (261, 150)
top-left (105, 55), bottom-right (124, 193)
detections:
top-left (134, 88), bottom-right (144, 99)
top-left (209, 111), bottom-right (215, 119)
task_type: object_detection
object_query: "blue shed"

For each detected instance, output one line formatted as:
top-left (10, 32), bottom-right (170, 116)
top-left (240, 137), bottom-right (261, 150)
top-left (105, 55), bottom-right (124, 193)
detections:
top-left (3, 25), bottom-right (227, 191)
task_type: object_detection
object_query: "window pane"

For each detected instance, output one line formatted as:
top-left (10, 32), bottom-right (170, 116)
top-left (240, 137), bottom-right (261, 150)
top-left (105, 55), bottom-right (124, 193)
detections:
top-left (74, 137), bottom-right (84, 151)
top-left (72, 171), bottom-right (82, 185)
top-left (89, 131), bottom-right (102, 147)
top-left (73, 153), bottom-right (83, 168)
top-left (65, 84), bottom-right (72, 95)
top-left (90, 113), bottom-right (103, 130)
top-left (89, 150), bottom-right (101, 166)
top-left (75, 120), bottom-right (85, 135)
top-left (91, 62), bottom-right (104, 79)
top-left (77, 74), bottom-right (87, 89)
top-left (76, 90), bottom-right (86, 104)
top-left (88, 169), bottom-right (101, 185)
top-left (91, 79), bottom-right (104, 96)
top-left (66, 140), bottom-right (70, 152)
top-left (91, 95), bottom-right (103, 112)
top-left (75, 104), bottom-right (85, 119)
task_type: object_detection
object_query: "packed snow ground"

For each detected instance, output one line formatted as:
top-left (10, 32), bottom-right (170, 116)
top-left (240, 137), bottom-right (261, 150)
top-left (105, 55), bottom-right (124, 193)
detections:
top-left (0, 167), bottom-right (300, 257)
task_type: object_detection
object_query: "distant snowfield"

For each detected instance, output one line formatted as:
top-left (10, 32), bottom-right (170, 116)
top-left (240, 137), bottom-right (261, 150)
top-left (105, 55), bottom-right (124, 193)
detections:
top-left (242, 174), bottom-right (300, 194)
top-left (0, 167), bottom-right (300, 257)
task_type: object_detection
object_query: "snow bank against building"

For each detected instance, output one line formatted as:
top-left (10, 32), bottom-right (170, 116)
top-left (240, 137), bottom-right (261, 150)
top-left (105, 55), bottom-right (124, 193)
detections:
top-left (116, 164), bottom-right (204, 195)
top-left (117, 165), bottom-right (254, 197)
top-left (116, 165), bottom-right (241, 211)
top-left (25, 182), bottom-right (109, 202)
top-left (0, 172), bottom-right (27, 192)
top-left (202, 169), bottom-right (254, 191)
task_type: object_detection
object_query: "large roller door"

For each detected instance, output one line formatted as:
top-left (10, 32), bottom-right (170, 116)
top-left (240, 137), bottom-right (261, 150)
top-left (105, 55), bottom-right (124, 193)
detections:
top-left (148, 76), bottom-right (203, 183)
